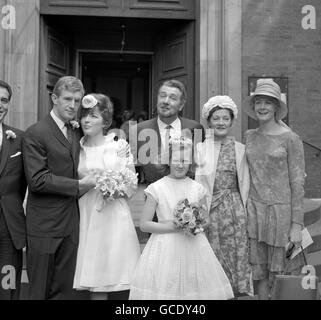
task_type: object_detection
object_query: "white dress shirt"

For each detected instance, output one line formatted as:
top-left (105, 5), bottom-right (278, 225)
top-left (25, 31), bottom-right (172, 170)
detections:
top-left (50, 110), bottom-right (68, 139)
top-left (157, 117), bottom-right (182, 148)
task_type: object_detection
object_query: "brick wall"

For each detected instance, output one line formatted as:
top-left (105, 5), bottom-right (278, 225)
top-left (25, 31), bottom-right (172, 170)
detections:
top-left (304, 142), bottom-right (321, 198)
top-left (242, 0), bottom-right (321, 197)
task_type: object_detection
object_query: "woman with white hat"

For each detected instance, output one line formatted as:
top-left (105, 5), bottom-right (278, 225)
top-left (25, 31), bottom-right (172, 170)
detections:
top-left (195, 96), bottom-right (252, 297)
top-left (243, 79), bottom-right (305, 300)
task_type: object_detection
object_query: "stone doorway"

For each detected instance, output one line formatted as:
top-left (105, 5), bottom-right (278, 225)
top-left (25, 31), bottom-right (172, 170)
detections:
top-left (39, 15), bottom-right (196, 120)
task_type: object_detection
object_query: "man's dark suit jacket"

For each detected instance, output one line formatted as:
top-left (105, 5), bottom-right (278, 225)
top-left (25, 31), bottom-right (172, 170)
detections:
top-left (130, 117), bottom-right (205, 184)
top-left (22, 115), bottom-right (81, 238)
top-left (0, 124), bottom-right (27, 249)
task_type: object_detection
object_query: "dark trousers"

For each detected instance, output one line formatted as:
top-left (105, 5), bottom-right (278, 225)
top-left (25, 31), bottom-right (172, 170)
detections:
top-left (0, 211), bottom-right (22, 300)
top-left (26, 227), bottom-right (78, 300)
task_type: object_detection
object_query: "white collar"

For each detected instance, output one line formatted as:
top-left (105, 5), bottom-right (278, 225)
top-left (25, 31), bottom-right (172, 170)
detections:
top-left (0, 122), bottom-right (3, 134)
top-left (50, 109), bottom-right (66, 131)
top-left (157, 117), bottom-right (181, 131)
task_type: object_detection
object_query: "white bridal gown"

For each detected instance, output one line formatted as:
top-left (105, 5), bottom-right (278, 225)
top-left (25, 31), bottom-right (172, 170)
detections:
top-left (73, 133), bottom-right (141, 292)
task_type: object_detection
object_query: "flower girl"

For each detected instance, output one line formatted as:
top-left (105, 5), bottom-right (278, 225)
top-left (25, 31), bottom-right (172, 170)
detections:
top-left (129, 137), bottom-right (234, 300)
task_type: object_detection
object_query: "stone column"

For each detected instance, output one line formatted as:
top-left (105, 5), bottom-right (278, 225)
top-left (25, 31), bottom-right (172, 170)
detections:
top-left (0, 0), bottom-right (40, 130)
top-left (199, 0), bottom-right (242, 140)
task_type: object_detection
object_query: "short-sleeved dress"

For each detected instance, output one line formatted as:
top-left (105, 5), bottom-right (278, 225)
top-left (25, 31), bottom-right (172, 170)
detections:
top-left (129, 176), bottom-right (234, 300)
top-left (245, 129), bottom-right (305, 280)
top-left (73, 133), bottom-right (141, 292)
top-left (207, 137), bottom-right (252, 294)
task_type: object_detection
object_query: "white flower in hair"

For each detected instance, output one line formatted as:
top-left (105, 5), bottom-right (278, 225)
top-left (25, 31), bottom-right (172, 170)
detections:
top-left (82, 94), bottom-right (98, 109)
top-left (202, 95), bottom-right (238, 120)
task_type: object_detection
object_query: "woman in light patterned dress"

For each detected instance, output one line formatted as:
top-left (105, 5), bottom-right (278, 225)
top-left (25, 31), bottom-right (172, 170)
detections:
top-left (243, 79), bottom-right (305, 300)
top-left (195, 96), bottom-right (252, 297)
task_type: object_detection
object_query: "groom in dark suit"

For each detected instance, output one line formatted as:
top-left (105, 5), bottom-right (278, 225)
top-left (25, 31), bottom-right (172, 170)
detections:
top-left (0, 80), bottom-right (27, 300)
top-left (130, 79), bottom-right (204, 184)
top-left (22, 76), bottom-right (96, 300)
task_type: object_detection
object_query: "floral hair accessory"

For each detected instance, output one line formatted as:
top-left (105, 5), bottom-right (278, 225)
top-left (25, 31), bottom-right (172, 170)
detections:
top-left (82, 94), bottom-right (98, 109)
top-left (202, 95), bottom-right (238, 120)
top-left (5, 130), bottom-right (16, 140)
top-left (70, 120), bottom-right (80, 129)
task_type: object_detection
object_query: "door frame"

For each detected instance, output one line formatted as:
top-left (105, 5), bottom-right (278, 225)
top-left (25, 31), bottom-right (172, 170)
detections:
top-left (38, 15), bottom-right (72, 120)
top-left (39, 9), bottom-right (200, 122)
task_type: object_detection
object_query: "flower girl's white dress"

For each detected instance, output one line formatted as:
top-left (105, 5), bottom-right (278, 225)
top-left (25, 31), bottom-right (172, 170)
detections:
top-left (129, 176), bottom-right (234, 300)
top-left (73, 133), bottom-right (140, 292)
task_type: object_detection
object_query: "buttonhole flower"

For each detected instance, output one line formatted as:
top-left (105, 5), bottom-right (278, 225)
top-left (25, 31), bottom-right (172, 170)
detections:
top-left (5, 130), bottom-right (16, 140)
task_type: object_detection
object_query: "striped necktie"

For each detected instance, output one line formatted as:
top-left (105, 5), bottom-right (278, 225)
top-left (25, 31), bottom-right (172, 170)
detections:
top-left (162, 125), bottom-right (172, 163)
top-left (164, 125), bottom-right (172, 150)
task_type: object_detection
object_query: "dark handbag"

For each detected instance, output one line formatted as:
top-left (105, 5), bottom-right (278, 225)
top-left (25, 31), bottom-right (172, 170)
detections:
top-left (271, 246), bottom-right (319, 300)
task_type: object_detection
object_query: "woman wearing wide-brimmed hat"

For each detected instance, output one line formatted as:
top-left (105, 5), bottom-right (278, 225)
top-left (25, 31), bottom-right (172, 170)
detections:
top-left (243, 79), bottom-right (306, 300)
top-left (195, 96), bottom-right (253, 297)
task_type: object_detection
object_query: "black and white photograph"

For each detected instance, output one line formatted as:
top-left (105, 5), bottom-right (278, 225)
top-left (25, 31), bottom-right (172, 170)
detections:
top-left (0, 0), bottom-right (321, 307)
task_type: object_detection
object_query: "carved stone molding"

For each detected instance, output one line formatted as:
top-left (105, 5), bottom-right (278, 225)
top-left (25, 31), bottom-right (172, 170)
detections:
top-left (47, 0), bottom-right (109, 8)
top-left (129, 0), bottom-right (187, 11)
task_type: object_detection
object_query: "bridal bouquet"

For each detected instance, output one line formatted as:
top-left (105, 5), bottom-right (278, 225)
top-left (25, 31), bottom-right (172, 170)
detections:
top-left (173, 199), bottom-right (207, 236)
top-left (93, 168), bottom-right (138, 211)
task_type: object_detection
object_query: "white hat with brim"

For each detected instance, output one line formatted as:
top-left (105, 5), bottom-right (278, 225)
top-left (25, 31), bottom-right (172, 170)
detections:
top-left (243, 79), bottom-right (288, 121)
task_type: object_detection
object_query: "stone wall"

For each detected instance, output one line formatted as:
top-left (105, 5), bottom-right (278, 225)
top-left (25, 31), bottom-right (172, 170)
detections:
top-left (198, 0), bottom-right (242, 141)
top-left (0, 0), bottom-right (39, 130)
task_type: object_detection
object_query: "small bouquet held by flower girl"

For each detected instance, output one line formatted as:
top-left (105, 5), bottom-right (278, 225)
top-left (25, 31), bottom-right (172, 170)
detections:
top-left (93, 168), bottom-right (138, 211)
top-left (173, 199), bottom-right (208, 236)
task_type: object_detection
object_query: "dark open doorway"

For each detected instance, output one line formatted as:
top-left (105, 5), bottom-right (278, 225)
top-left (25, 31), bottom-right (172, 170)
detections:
top-left (80, 52), bottom-right (151, 128)
top-left (39, 15), bottom-right (196, 121)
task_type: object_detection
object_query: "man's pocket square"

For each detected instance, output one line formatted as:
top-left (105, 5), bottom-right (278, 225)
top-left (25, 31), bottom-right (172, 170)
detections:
top-left (10, 151), bottom-right (22, 158)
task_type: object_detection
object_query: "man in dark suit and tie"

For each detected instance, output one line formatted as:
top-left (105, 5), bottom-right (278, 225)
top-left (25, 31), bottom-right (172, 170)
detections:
top-left (22, 76), bottom-right (96, 300)
top-left (0, 80), bottom-right (27, 300)
top-left (130, 79), bottom-right (205, 184)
